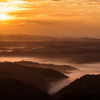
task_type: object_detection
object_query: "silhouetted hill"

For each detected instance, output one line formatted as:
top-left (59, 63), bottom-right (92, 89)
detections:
top-left (54, 74), bottom-right (100, 100)
top-left (0, 78), bottom-right (53, 100)
top-left (16, 61), bottom-right (76, 74)
top-left (0, 62), bottom-right (67, 92)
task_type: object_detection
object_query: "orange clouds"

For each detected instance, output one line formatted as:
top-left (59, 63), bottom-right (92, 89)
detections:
top-left (0, 0), bottom-right (100, 38)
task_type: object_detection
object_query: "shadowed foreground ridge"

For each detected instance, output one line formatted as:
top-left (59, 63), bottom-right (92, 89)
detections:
top-left (0, 78), bottom-right (53, 100)
top-left (55, 74), bottom-right (100, 100)
top-left (0, 62), bottom-right (100, 100)
top-left (0, 62), bottom-right (67, 92)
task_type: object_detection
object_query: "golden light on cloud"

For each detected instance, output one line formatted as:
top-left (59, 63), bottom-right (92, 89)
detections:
top-left (0, 0), bottom-right (100, 37)
top-left (0, 14), bottom-right (7, 20)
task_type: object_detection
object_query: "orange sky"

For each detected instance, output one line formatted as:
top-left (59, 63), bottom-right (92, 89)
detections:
top-left (0, 0), bottom-right (100, 38)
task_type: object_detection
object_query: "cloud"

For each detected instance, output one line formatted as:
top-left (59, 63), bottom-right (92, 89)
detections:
top-left (0, 0), bottom-right (7, 2)
top-left (88, 0), bottom-right (100, 1)
top-left (0, 16), bottom-right (83, 26)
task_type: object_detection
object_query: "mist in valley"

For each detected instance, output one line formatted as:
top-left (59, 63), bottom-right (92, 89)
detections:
top-left (0, 34), bottom-right (100, 100)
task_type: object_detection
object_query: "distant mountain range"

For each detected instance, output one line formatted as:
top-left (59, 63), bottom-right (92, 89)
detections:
top-left (0, 34), bottom-right (59, 41)
top-left (0, 34), bottom-right (100, 41)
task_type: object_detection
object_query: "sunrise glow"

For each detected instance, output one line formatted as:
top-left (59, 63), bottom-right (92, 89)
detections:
top-left (0, 0), bottom-right (100, 37)
top-left (0, 1), bottom-right (100, 99)
top-left (0, 14), bottom-right (7, 20)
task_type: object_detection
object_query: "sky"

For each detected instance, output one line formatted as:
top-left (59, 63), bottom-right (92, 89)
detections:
top-left (0, 0), bottom-right (100, 38)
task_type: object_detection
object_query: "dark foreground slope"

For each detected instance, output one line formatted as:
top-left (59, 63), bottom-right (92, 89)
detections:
top-left (0, 78), bottom-right (53, 100)
top-left (1, 62), bottom-right (100, 100)
top-left (54, 75), bottom-right (100, 100)
top-left (0, 62), bottom-right (67, 92)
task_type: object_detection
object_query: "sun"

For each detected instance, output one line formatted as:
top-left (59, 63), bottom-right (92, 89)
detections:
top-left (0, 14), bottom-right (7, 20)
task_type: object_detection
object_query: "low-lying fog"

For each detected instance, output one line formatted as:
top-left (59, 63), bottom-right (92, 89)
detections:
top-left (0, 56), bottom-right (100, 94)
